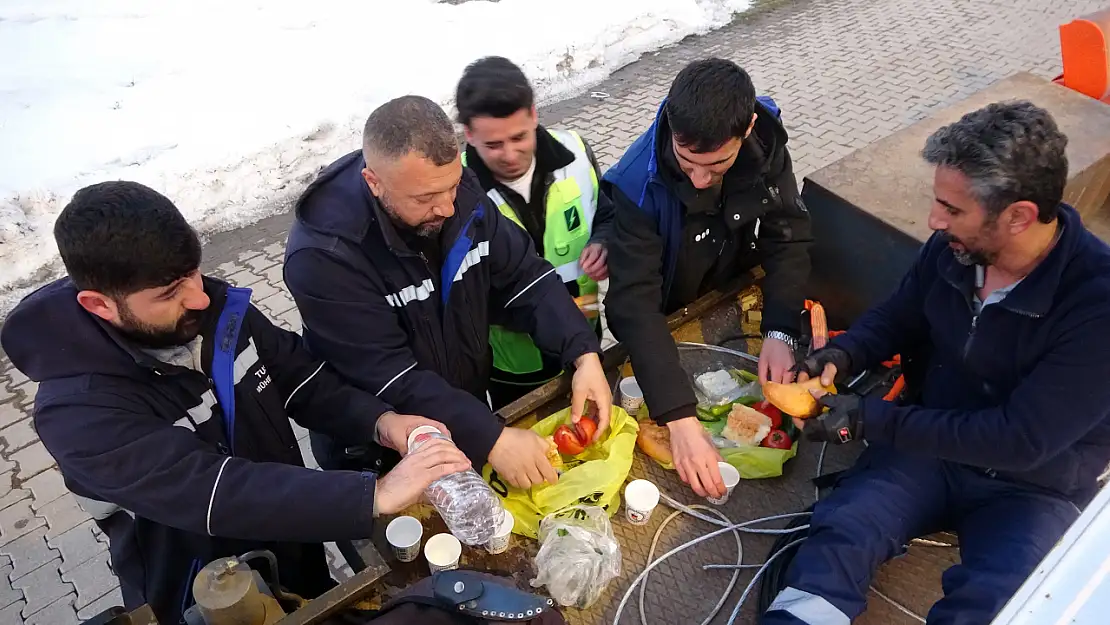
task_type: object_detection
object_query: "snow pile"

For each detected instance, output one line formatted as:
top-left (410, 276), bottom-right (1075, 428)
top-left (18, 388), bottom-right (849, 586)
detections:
top-left (0, 0), bottom-right (751, 311)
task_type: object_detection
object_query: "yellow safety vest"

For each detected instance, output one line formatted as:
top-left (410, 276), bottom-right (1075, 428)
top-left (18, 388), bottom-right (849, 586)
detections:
top-left (465, 129), bottom-right (600, 377)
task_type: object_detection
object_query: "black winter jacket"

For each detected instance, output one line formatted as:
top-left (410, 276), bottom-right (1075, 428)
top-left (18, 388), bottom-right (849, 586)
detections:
top-left (602, 99), bottom-right (813, 424)
top-left (0, 277), bottom-right (388, 625)
top-left (284, 151), bottom-right (600, 464)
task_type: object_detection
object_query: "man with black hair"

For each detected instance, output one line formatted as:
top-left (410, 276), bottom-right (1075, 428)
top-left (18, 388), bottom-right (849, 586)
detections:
top-left (764, 102), bottom-right (1110, 624)
top-left (455, 56), bottom-right (615, 407)
top-left (0, 182), bottom-right (471, 625)
top-left (284, 95), bottom-right (612, 492)
top-left (603, 58), bottom-right (813, 499)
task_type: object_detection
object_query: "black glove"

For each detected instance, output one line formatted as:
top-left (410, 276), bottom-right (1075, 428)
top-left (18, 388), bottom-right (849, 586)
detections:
top-left (805, 394), bottom-right (863, 444)
top-left (790, 346), bottom-right (852, 383)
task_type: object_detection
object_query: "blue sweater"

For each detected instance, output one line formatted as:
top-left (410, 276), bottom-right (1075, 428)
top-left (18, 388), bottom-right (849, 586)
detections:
top-left (838, 203), bottom-right (1110, 505)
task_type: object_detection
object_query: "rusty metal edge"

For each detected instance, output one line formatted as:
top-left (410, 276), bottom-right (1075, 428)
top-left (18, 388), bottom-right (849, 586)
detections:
top-left (494, 288), bottom-right (740, 425)
top-left (275, 560), bottom-right (392, 625)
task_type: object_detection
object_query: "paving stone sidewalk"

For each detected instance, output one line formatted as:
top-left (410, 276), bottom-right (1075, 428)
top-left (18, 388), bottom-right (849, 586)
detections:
top-left (0, 0), bottom-right (1103, 621)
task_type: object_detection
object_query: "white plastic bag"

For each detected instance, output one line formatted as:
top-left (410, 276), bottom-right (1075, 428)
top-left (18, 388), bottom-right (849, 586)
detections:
top-left (530, 505), bottom-right (622, 609)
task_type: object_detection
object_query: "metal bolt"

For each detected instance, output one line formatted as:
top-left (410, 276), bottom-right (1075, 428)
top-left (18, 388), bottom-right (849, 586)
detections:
top-left (537, 607), bottom-right (543, 613)
top-left (733, 213), bottom-right (741, 220)
top-left (454, 581), bottom-right (465, 594)
top-left (499, 612), bottom-right (506, 618)
top-left (482, 610), bottom-right (489, 616)
top-left (547, 599), bottom-right (554, 606)
top-left (762, 199), bottom-right (768, 204)
top-left (527, 610), bottom-right (534, 616)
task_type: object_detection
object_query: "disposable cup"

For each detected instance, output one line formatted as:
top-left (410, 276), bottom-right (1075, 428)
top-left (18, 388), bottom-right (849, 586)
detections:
top-left (425, 533), bottom-right (462, 573)
top-left (485, 509), bottom-right (515, 555)
top-left (619, 377), bottom-right (644, 415)
top-left (385, 516), bottom-right (423, 563)
top-left (706, 462), bottom-right (741, 505)
top-left (624, 479), bottom-right (660, 525)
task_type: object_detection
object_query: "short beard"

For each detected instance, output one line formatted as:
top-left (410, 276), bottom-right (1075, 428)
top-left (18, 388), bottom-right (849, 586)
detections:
top-left (116, 303), bottom-right (205, 349)
top-left (380, 191), bottom-right (445, 238)
top-left (942, 219), bottom-right (999, 267)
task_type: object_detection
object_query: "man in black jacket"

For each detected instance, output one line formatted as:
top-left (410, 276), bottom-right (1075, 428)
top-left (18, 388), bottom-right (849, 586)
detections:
top-left (603, 59), bottom-right (813, 498)
top-left (284, 95), bottom-right (612, 491)
top-left (0, 182), bottom-right (470, 625)
top-left (455, 56), bottom-right (614, 408)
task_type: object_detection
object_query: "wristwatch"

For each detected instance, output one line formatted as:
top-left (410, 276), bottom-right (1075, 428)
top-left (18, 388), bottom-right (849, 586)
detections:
top-left (764, 330), bottom-right (798, 350)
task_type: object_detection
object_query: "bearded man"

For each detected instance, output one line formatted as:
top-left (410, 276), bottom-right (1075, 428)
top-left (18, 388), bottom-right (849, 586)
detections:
top-left (283, 95), bottom-right (612, 490)
top-left (763, 101), bottom-right (1110, 625)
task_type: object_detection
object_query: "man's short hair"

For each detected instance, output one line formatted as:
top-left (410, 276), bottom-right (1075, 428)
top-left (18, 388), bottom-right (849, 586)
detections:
top-left (54, 181), bottom-right (201, 296)
top-left (666, 58), bottom-right (757, 153)
top-left (922, 100), bottom-right (1068, 223)
top-left (362, 95), bottom-right (458, 167)
top-left (455, 56), bottom-right (534, 126)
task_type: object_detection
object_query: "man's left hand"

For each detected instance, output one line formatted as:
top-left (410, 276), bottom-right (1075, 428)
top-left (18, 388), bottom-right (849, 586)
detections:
top-left (570, 353), bottom-right (611, 442)
top-left (579, 243), bottom-right (609, 281)
top-left (796, 393), bottom-right (863, 444)
top-left (376, 411), bottom-right (453, 455)
top-left (759, 337), bottom-right (796, 384)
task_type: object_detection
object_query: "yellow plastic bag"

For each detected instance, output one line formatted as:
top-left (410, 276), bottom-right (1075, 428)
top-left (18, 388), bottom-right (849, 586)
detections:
top-left (481, 407), bottom-right (640, 539)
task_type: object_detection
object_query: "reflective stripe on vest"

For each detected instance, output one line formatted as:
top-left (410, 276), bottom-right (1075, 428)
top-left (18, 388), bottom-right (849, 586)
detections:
top-left (476, 129), bottom-right (601, 376)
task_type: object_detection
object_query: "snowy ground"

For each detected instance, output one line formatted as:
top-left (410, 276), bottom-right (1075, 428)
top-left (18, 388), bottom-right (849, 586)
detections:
top-left (0, 0), bottom-right (751, 312)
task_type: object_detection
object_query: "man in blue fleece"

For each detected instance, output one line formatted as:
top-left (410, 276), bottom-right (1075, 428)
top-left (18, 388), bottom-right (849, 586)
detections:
top-left (0, 182), bottom-right (470, 625)
top-left (763, 101), bottom-right (1110, 624)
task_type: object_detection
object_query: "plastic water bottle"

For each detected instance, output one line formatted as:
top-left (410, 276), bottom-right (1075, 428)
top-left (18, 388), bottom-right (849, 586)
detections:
top-left (406, 426), bottom-right (505, 546)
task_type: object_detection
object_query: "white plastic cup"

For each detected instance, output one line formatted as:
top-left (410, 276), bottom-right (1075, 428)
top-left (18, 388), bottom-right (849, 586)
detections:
top-left (619, 377), bottom-right (644, 415)
top-left (706, 462), bottom-right (741, 505)
top-left (624, 479), bottom-right (660, 525)
top-left (385, 516), bottom-right (423, 563)
top-left (425, 533), bottom-right (462, 573)
top-left (485, 509), bottom-right (515, 555)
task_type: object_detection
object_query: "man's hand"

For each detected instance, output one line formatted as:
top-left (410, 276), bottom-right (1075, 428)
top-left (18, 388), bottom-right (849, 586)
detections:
top-left (790, 346), bottom-right (852, 387)
top-left (667, 417), bottom-right (725, 498)
top-left (570, 352), bottom-right (611, 442)
top-left (374, 438), bottom-right (471, 516)
top-left (796, 394), bottom-right (863, 444)
top-left (488, 428), bottom-right (559, 489)
top-left (376, 411), bottom-right (452, 455)
top-left (759, 337), bottom-right (796, 384)
top-left (579, 243), bottom-right (609, 281)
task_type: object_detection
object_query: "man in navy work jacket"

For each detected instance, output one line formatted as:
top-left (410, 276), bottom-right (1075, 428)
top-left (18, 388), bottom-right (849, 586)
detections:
top-left (0, 182), bottom-right (470, 625)
top-left (764, 101), bottom-right (1110, 625)
top-left (603, 58), bottom-right (813, 500)
top-left (284, 95), bottom-right (612, 491)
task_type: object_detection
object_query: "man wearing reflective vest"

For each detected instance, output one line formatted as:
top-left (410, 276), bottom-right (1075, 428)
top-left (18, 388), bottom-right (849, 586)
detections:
top-left (455, 56), bottom-right (615, 408)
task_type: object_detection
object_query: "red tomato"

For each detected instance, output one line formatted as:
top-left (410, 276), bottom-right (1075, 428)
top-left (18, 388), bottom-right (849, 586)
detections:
top-left (553, 425), bottom-right (586, 455)
top-left (575, 416), bottom-right (598, 444)
top-left (753, 400), bottom-right (783, 430)
top-left (761, 429), bottom-right (792, 450)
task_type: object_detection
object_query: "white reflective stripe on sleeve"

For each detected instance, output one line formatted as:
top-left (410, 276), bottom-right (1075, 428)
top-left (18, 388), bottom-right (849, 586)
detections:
top-left (173, 417), bottom-right (195, 432)
top-left (233, 337), bottom-right (259, 384)
top-left (504, 267), bottom-right (556, 307)
top-left (206, 457), bottom-right (232, 536)
top-left (187, 390), bottom-right (218, 425)
top-left (767, 587), bottom-right (850, 625)
top-left (555, 261), bottom-right (583, 283)
top-left (453, 241), bottom-right (490, 282)
top-left (283, 362), bottom-right (326, 410)
top-left (377, 363), bottom-right (416, 396)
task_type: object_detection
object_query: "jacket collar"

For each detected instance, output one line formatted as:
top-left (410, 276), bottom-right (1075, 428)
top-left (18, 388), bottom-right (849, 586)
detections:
top-left (464, 125), bottom-right (575, 193)
top-left (939, 203), bottom-right (1080, 318)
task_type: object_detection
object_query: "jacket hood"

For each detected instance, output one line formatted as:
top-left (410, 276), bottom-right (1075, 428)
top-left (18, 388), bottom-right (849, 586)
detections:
top-left (294, 149), bottom-right (374, 244)
top-left (1, 279), bottom-right (150, 382)
top-left (1, 277), bottom-right (229, 383)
